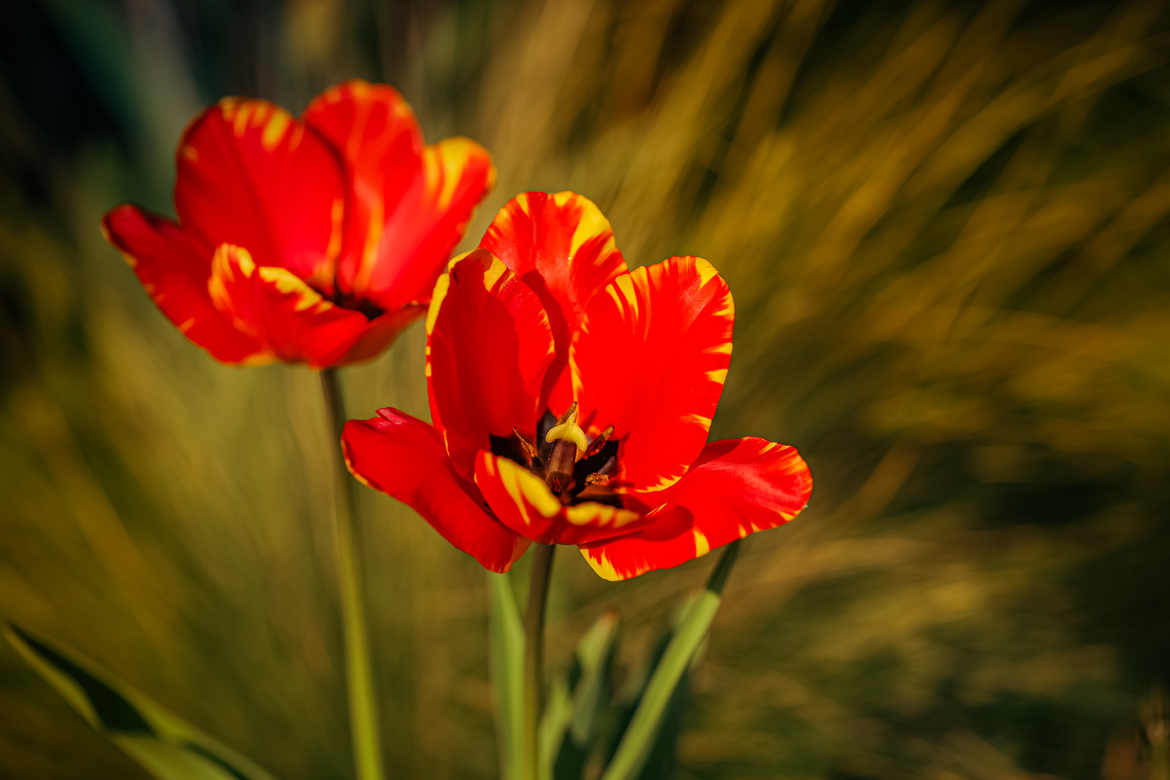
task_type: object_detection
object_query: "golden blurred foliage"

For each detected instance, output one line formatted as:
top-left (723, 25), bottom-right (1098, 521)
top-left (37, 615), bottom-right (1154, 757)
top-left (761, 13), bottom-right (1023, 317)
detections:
top-left (1, 0), bottom-right (1169, 777)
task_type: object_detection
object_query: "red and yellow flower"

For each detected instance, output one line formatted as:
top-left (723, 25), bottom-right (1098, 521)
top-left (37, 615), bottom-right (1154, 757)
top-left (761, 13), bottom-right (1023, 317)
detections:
top-left (101, 81), bottom-right (495, 367)
top-left (343, 192), bottom-right (812, 580)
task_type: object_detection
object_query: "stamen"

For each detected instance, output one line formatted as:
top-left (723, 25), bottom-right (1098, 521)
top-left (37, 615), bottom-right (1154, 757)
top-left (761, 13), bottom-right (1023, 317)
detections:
top-left (554, 401), bottom-right (578, 426)
top-left (583, 425), bottom-right (614, 460)
top-left (512, 426), bottom-right (538, 464)
top-left (584, 472), bottom-right (612, 488)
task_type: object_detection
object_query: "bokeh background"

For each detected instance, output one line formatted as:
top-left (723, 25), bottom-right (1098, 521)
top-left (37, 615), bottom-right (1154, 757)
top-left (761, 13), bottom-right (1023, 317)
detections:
top-left (2, 0), bottom-right (1169, 777)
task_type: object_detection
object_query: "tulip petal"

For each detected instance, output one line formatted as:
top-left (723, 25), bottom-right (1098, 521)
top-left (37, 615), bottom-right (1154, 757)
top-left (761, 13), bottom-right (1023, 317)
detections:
top-left (207, 244), bottom-right (384, 368)
top-left (479, 192), bottom-right (627, 409)
top-left (101, 205), bottom-right (270, 364)
top-left (426, 250), bottom-right (556, 478)
top-left (580, 437), bottom-right (812, 580)
top-left (305, 81), bottom-right (495, 311)
top-left (343, 409), bottom-right (529, 572)
top-left (175, 98), bottom-right (346, 293)
top-left (571, 256), bottom-right (734, 493)
top-left (474, 451), bottom-right (643, 546)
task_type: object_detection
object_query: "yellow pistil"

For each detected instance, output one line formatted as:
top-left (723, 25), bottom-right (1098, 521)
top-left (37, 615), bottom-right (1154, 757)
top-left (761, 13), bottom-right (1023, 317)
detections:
top-left (545, 402), bottom-right (587, 452)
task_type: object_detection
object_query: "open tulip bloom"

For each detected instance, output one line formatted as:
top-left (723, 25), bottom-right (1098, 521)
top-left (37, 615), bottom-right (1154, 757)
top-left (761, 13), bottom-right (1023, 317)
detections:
top-left (101, 80), bottom-right (494, 368)
top-left (344, 192), bottom-right (812, 580)
top-left (98, 80), bottom-right (497, 780)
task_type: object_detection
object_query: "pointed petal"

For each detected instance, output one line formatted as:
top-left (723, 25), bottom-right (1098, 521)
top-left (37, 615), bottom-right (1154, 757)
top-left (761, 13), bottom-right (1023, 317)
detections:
top-left (474, 451), bottom-right (643, 546)
top-left (343, 409), bottom-right (528, 572)
top-left (206, 244), bottom-right (384, 368)
top-left (175, 98), bottom-right (345, 292)
top-left (426, 249), bottom-right (556, 478)
top-left (305, 81), bottom-right (495, 311)
top-left (571, 256), bottom-right (734, 493)
top-left (580, 437), bottom-right (812, 580)
top-left (101, 205), bottom-right (270, 364)
top-left (479, 192), bottom-right (627, 408)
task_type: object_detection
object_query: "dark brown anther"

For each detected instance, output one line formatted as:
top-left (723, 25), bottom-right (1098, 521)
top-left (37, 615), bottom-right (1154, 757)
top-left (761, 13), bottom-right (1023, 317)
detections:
top-left (583, 425), bottom-right (615, 460)
top-left (554, 401), bottom-right (579, 426)
top-left (513, 426), bottom-right (538, 465)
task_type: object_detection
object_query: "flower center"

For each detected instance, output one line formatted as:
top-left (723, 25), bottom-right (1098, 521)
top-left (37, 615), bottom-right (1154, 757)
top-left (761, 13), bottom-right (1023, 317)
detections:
top-left (333, 292), bottom-right (385, 321)
top-left (491, 403), bottom-right (620, 506)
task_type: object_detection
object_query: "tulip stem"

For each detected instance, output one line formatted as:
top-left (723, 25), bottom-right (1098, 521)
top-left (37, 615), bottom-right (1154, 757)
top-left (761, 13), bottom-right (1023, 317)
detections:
top-left (320, 368), bottom-right (385, 780)
top-left (522, 543), bottom-right (556, 780)
top-left (600, 540), bottom-right (742, 780)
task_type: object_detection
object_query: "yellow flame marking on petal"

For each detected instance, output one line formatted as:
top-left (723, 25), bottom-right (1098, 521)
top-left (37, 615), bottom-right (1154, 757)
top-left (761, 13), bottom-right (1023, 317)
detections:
top-left (241, 350), bottom-right (277, 366)
top-left (261, 110), bottom-right (291, 151)
top-left (208, 244), bottom-right (255, 310)
top-left (580, 548), bottom-right (623, 581)
top-left (565, 503), bottom-right (640, 528)
top-left (693, 256), bottom-right (719, 287)
top-left (693, 528), bottom-right (711, 557)
top-left (480, 253), bottom-right (508, 292)
top-left (613, 274), bottom-right (639, 317)
top-left (180, 145), bottom-right (198, 162)
top-left (682, 413), bottom-right (712, 428)
top-left (705, 368), bottom-right (729, 384)
top-left (703, 342), bottom-right (733, 355)
top-left (232, 101), bottom-right (254, 137)
top-left (432, 139), bottom-right (479, 211)
top-left (514, 193), bottom-right (533, 216)
top-left (714, 291), bottom-right (735, 321)
top-left (342, 444), bottom-right (376, 491)
top-left (552, 191), bottom-right (614, 260)
top-left (356, 196), bottom-right (384, 292)
top-left (424, 268), bottom-right (453, 337)
top-left (257, 266), bottom-right (328, 313)
top-left (641, 469), bottom-right (686, 492)
top-left (492, 456), bottom-right (561, 524)
top-left (327, 197), bottom-right (344, 262)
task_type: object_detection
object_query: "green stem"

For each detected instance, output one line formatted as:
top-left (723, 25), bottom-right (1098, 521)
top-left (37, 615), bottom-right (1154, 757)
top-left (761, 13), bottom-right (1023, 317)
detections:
top-left (522, 544), bottom-right (556, 780)
top-left (320, 368), bottom-right (385, 780)
top-left (600, 540), bottom-right (742, 780)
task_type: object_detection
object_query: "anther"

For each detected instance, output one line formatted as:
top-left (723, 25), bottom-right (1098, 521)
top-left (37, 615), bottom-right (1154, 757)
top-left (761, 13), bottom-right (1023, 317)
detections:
top-left (584, 472), bottom-right (613, 488)
top-left (512, 426), bottom-right (538, 464)
top-left (583, 425), bottom-right (614, 460)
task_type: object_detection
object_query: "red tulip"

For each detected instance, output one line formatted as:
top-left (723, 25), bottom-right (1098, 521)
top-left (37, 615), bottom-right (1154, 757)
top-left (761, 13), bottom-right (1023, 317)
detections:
top-left (343, 192), bottom-right (812, 580)
top-left (102, 81), bottom-right (495, 367)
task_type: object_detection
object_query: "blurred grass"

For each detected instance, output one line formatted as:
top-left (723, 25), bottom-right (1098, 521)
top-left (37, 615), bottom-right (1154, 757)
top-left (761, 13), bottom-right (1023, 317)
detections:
top-left (2, 0), bottom-right (1169, 777)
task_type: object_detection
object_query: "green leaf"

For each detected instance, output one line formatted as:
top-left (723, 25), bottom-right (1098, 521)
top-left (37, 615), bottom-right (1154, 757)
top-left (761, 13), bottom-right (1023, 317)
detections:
top-left (600, 541), bottom-right (741, 780)
top-left (542, 610), bottom-right (621, 780)
top-left (490, 572), bottom-right (526, 780)
top-left (5, 623), bottom-right (275, 780)
top-left (605, 603), bottom-right (697, 780)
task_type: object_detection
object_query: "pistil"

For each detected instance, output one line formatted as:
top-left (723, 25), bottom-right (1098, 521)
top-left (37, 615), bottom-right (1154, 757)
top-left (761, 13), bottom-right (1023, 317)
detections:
top-left (544, 403), bottom-right (586, 495)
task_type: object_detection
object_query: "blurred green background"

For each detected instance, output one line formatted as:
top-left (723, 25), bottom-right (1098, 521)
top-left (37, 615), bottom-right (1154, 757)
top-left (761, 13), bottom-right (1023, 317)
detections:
top-left (2, 0), bottom-right (1169, 777)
